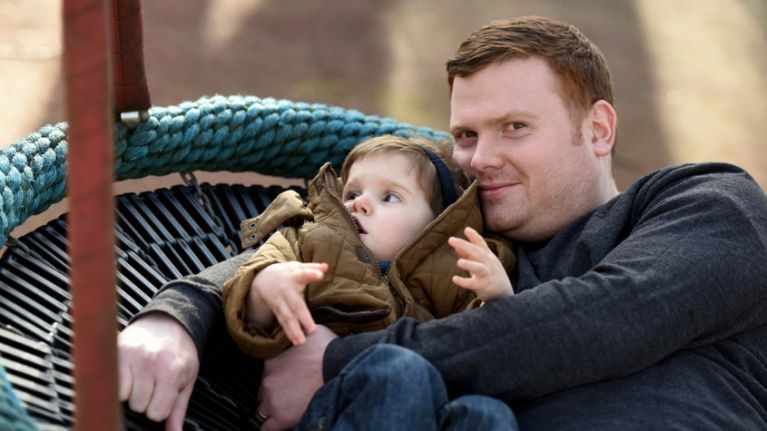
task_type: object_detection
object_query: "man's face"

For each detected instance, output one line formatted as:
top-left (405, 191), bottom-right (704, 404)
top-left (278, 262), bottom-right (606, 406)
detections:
top-left (450, 57), bottom-right (607, 242)
top-left (343, 153), bottom-right (435, 261)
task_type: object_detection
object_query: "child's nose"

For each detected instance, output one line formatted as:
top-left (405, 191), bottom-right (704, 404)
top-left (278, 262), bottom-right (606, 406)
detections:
top-left (350, 194), bottom-right (372, 215)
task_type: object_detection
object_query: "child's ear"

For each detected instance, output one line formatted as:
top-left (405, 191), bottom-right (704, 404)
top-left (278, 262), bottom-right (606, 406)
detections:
top-left (588, 100), bottom-right (617, 157)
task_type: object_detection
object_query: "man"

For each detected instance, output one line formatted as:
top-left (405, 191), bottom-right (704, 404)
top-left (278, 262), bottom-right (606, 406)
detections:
top-left (118, 16), bottom-right (767, 430)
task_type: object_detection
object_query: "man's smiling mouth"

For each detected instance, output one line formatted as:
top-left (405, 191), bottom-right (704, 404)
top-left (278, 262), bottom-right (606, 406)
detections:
top-left (479, 182), bottom-right (519, 198)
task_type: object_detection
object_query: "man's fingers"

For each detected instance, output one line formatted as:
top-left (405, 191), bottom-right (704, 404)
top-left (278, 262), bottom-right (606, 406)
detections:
top-left (127, 370), bottom-right (154, 413)
top-left (118, 353), bottom-right (132, 402)
top-left (164, 382), bottom-right (194, 431)
top-left (145, 376), bottom-right (181, 422)
top-left (116, 314), bottom-right (200, 423)
top-left (262, 418), bottom-right (284, 431)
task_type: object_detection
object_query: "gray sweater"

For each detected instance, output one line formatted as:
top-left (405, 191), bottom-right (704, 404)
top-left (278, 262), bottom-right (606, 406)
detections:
top-left (137, 163), bottom-right (767, 430)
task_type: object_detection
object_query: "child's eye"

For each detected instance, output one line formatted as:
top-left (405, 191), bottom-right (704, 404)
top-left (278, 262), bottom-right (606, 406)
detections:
top-left (343, 191), bottom-right (359, 202)
top-left (383, 193), bottom-right (401, 203)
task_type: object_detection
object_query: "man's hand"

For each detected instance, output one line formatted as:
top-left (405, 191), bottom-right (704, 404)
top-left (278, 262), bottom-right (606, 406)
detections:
top-left (118, 313), bottom-right (199, 431)
top-left (449, 226), bottom-right (514, 300)
top-left (259, 325), bottom-right (338, 431)
top-left (248, 262), bottom-right (327, 345)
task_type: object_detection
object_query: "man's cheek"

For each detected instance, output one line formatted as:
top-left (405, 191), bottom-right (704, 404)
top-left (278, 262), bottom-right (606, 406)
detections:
top-left (452, 151), bottom-right (473, 174)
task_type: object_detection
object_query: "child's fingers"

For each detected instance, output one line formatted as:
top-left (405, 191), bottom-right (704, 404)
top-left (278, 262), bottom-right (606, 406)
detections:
top-left (297, 262), bottom-right (328, 272)
top-left (292, 268), bottom-right (326, 290)
top-left (456, 258), bottom-right (488, 277)
top-left (449, 235), bottom-right (488, 262)
top-left (272, 299), bottom-right (306, 345)
top-left (452, 274), bottom-right (478, 291)
top-left (297, 310), bottom-right (316, 336)
top-left (285, 289), bottom-right (317, 335)
top-left (448, 236), bottom-right (473, 258)
top-left (464, 227), bottom-right (491, 250)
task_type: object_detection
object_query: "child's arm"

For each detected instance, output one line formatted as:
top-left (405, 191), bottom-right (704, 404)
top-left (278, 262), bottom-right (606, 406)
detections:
top-left (246, 261), bottom-right (328, 345)
top-left (448, 226), bottom-right (514, 301)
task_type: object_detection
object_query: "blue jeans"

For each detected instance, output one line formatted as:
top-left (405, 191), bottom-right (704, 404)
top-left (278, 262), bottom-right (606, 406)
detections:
top-left (297, 344), bottom-right (518, 431)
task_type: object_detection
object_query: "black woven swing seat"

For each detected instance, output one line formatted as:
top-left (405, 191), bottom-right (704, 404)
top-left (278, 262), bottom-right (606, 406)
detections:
top-left (0, 93), bottom-right (448, 429)
top-left (0, 182), bottom-right (305, 430)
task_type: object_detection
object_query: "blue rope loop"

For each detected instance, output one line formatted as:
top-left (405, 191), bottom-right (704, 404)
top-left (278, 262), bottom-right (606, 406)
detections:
top-left (0, 363), bottom-right (39, 430)
top-left (0, 94), bottom-right (448, 248)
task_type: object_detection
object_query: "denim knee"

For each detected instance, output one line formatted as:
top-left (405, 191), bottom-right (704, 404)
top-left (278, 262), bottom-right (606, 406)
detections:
top-left (339, 344), bottom-right (446, 399)
top-left (440, 394), bottom-right (519, 431)
top-left (298, 344), bottom-right (448, 431)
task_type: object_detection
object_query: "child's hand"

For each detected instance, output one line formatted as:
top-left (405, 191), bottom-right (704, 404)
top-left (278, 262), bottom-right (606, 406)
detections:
top-left (448, 227), bottom-right (514, 301)
top-left (249, 262), bottom-right (328, 345)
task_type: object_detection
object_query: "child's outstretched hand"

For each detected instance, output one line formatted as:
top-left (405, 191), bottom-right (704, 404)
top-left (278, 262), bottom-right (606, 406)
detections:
top-left (448, 227), bottom-right (514, 301)
top-left (249, 262), bottom-right (328, 345)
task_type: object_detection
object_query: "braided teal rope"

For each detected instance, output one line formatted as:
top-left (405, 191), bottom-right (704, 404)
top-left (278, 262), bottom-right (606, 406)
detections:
top-left (115, 95), bottom-right (448, 178)
top-left (0, 94), bottom-right (449, 248)
top-left (0, 365), bottom-right (38, 430)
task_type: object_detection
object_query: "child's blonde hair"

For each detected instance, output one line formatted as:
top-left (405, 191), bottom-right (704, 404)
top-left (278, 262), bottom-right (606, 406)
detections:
top-left (341, 135), bottom-right (469, 214)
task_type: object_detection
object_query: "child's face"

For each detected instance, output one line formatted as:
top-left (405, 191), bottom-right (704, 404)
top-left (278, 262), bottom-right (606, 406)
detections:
top-left (343, 153), bottom-right (436, 261)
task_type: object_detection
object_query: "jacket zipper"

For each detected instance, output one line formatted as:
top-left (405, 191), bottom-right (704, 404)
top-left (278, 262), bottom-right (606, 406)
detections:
top-left (323, 170), bottom-right (405, 315)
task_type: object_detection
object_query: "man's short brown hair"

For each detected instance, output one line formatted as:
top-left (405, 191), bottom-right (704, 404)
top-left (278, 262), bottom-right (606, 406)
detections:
top-left (446, 16), bottom-right (613, 123)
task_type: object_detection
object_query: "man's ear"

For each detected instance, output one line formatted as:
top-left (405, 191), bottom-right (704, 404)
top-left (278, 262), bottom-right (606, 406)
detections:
top-left (587, 100), bottom-right (617, 157)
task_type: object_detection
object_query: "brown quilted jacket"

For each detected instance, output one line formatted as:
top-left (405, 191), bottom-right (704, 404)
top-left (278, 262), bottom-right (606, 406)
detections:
top-left (223, 162), bottom-right (515, 359)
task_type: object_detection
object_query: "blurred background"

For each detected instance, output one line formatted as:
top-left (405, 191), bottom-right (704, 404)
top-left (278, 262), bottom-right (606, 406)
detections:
top-left (1, 0), bottom-right (766, 234)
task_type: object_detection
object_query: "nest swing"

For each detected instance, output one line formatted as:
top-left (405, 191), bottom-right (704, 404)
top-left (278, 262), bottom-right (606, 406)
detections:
top-left (0, 1), bottom-right (447, 429)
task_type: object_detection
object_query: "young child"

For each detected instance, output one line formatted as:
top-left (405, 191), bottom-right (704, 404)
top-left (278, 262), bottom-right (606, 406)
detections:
top-left (222, 135), bottom-right (516, 358)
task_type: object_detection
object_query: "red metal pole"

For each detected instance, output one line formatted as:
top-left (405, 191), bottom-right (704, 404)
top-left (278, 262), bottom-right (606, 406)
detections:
top-left (63, 0), bottom-right (120, 429)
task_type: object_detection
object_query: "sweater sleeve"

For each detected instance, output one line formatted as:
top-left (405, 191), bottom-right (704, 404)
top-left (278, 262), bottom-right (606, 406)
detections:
top-left (130, 249), bottom-right (255, 363)
top-left (324, 165), bottom-right (767, 402)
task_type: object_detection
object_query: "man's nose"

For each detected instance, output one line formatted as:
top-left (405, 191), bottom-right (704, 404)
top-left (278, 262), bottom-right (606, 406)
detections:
top-left (471, 137), bottom-right (503, 171)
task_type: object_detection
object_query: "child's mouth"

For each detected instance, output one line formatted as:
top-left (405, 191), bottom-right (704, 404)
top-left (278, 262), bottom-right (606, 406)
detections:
top-left (351, 215), bottom-right (367, 234)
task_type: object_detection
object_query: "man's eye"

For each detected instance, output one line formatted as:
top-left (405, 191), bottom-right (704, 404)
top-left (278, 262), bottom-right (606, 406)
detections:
top-left (383, 193), bottom-right (400, 203)
top-left (454, 130), bottom-right (477, 140)
top-left (505, 122), bottom-right (527, 131)
top-left (453, 130), bottom-right (478, 147)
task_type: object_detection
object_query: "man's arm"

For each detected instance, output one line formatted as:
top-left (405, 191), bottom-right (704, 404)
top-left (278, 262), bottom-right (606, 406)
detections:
top-left (325, 165), bottom-right (767, 402)
top-left (131, 249), bottom-right (255, 360)
top-left (118, 249), bottom-right (255, 428)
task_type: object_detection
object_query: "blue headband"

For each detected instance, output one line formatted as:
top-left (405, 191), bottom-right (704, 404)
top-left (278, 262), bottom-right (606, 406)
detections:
top-left (418, 146), bottom-right (458, 209)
